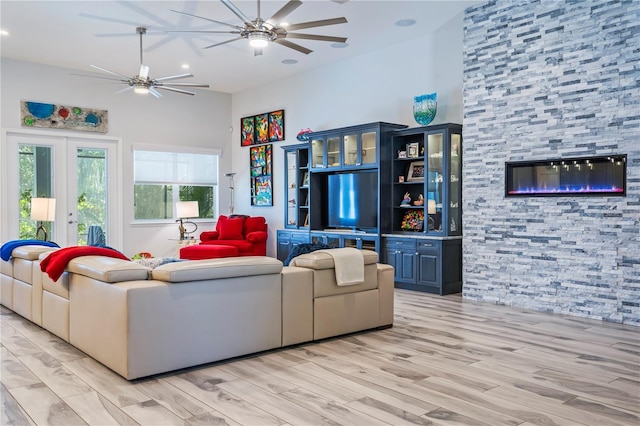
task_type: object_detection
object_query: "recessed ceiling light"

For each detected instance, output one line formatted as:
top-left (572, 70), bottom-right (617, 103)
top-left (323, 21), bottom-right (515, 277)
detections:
top-left (281, 59), bottom-right (298, 65)
top-left (181, 64), bottom-right (190, 70)
top-left (331, 42), bottom-right (349, 48)
top-left (0, 29), bottom-right (9, 36)
top-left (395, 19), bottom-right (416, 27)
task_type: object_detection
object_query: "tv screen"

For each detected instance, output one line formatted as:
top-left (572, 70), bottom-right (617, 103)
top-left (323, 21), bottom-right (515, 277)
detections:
top-left (327, 171), bottom-right (378, 230)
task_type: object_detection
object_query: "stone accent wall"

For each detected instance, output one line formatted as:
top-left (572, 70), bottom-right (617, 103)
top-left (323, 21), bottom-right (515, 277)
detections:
top-left (462, 0), bottom-right (639, 324)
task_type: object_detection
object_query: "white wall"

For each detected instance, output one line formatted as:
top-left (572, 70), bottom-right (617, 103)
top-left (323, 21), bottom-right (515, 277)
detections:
top-left (1, 58), bottom-right (232, 257)
top-left (1, 10), bottom-right (465, 258)
top-left (230, 12), bottom-right (466, 256)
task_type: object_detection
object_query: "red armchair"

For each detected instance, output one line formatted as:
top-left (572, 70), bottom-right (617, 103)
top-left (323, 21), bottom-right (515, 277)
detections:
top-left (199, 215), bottom-right (268, 256)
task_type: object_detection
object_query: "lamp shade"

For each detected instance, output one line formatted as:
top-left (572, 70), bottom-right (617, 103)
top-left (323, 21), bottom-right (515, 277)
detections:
top-left (31, 198), bottom-right (56, 221)
top-left (176, 201), bottom-right (199, 219)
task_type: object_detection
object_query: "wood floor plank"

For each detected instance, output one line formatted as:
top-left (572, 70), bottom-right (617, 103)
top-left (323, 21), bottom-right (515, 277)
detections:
top-left (1, 289), bottom-right (638, 426)
top-left (8, 382), bottom-right (87, 425)
top-left (1, 383), bottom-right (36, 426)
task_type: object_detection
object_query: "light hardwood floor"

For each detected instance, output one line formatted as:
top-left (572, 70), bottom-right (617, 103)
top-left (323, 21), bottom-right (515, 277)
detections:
top-left (2, 289), bottom-right (639, 426)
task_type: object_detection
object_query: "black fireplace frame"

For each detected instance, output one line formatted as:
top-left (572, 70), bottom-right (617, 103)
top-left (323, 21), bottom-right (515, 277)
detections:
top-left (505, 155), bottom-right (626, 197)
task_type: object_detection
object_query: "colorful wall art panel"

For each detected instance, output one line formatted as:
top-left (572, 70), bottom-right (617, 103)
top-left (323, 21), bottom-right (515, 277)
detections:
top-left (21, 101), bottom-right (108, 133)
top-left (240, 109), bottom-right (285, 146)
top-left (250, 144), bottom-right (273, 206)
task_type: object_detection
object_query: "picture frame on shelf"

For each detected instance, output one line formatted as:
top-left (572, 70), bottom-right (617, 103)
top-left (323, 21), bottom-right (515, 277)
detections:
top-left (407, 161), bottom-right (425, 182)
top-left (406, 142), bottom-right (420, 158)
top-left (302, 172), bottom-right (309, 187)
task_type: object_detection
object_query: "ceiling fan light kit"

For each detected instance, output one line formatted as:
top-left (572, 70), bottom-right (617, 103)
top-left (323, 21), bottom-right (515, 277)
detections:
top-left (169, 0), bottom-right (348, 56)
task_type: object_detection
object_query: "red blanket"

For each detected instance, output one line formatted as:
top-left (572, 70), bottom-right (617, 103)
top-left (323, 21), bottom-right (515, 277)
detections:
top-left (40, 246), bottom-right (129, 281)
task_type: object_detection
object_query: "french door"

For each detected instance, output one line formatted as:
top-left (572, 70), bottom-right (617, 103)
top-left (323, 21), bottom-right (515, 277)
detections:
top-left (2, 129), bottom-right (121, 248)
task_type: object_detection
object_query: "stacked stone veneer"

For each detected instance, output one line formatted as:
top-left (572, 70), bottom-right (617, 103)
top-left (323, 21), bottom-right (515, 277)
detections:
top-left (462, 0), bottom-right (639, 324)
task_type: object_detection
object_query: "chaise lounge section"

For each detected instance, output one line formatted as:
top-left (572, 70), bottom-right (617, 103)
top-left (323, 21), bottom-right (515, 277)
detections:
top-left (1, 244), bottom-right (394, 380)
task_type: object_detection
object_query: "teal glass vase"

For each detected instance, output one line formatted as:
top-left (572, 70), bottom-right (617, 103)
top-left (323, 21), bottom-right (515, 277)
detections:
top-left (413, 93), bottom-right (437, 126)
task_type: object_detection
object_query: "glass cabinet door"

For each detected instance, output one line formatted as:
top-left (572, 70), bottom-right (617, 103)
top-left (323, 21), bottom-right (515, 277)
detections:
top-left (426, 133), bottom-right (444, 233)
top-left (449, 133), bottom-right (462, 235)
top-left (361, 131), bottom-right (377, 166)
top-left (342, 133), bottom-right (358, 166)
top-left (285, 150), bottom-right (297, 227)
top-left (310, 137), bottom-right (324, 169)
top-left (326, 135), bottom-right (341, 168)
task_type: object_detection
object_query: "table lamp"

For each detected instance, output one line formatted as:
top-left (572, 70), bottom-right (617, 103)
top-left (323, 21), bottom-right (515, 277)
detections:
top-left (176, 201), bottom-right (199, 240)
top-left (31, 197), bottom-right (56, 241)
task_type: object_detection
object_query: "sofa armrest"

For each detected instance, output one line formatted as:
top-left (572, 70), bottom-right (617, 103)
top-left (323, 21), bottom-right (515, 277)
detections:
top-left (200, 231), bottom-right (219, 241)
top-left (281, 266), bottom-right (314, 346)
top-left (246, 231), bottom-right (267, 243)
top-left (377, 264), bottom-right (394, 327)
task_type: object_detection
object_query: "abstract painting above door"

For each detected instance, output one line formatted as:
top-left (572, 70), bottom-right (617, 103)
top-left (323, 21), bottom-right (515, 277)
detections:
top-left (20, 101), bottom-right (108, 133)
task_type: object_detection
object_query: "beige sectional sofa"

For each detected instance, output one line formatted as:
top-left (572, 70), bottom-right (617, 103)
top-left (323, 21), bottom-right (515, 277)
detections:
top-left (1, 246), bottom-right (394, 380)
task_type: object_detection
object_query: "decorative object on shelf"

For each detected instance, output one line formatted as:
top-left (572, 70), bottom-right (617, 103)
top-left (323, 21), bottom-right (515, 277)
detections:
top-left (21, 101), bottom-right (108, 133)
top-left (427, 199), bottom-right (437, 230)
top-left (398, 150), bottom-right (407, 158)
top-left (406, 142), bottom-right (420, 158)
top-left (413, 92), bottom-right (437, 126)
top-left (400, 192), bottom-right (412, 206)
top-left (176, 201), bottom-right (199, 240)
top-left (224, 172), bottom-right (236, 214)
top-left (241, 110), bottom-right (285, 146)
top-left (413, 194), bottom-right (424, 206)
top-left (407, 161), bottom-right (425, 182)
top-left (296, 128), bottom-right (312, 141)
top-left (398, 176), bottom-right (404, 183)
top-left (31, 197), bottom-right (56, 241)
top-left (401, 209), bottom-right (424, 231)
top-left (302, 172), bottom-right (310, 187)
top-left (250, 144), bottom-right (273, 206)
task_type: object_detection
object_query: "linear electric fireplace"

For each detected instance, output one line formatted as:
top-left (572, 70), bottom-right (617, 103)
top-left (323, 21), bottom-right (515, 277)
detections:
top-left (506, 155), bottom-right (626, 197)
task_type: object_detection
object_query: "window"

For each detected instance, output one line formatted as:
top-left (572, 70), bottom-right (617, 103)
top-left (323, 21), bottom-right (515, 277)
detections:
top-left (133, 147), bottom-right (219, 221)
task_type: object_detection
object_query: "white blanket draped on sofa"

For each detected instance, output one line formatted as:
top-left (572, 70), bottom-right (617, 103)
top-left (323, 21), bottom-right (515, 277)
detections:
top-left (316, 247), bottom-right (364, 286)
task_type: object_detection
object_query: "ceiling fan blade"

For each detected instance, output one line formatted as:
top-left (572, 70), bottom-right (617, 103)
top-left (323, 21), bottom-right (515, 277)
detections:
top-left (114, 86), bottom-right (134, 95)
top-left (139, 64), bottom-right (150, 80)
top-left (158, 83), bottom-right (210, 88)
top-left (149, 87), bottom-right (164, 98)
top-left (79, 13), bottom-right (145, 28)
top-left (154, 73), bottom-right (194, 82)
top-left (267, 0), bottom-right (302, 24)
top-left (71, 73), bottom-right (129, 82)
top-left (273, 38), bottom-right (312, 55)
top-left (169, 10), bottom-right (245, 31)
top-left (156, 86), bottom-right (196, 96)
top-left (286, 17), bottom-right (348, 31)
top-left (90, 65), bottom-right (133, 81)
top-left (220, 0), bottom-right (257, 29)
top-left (284, 33), bottom-right (347, 43)
top-left (203, 36), bottom-right (243, 49)
top-left (167, 30), bottom-right (241, 34)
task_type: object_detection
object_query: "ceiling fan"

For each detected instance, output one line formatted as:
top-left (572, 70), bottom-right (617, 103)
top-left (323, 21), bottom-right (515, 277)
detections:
top-left (169, 0), bottom-right (348, 56)
top-left (74, 27), bottom-right (210, 98)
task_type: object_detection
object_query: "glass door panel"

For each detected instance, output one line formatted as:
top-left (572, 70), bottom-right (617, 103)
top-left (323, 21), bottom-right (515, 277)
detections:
top-left (74, 148), bottom-right (108, 245)
top-left (361, 131), bottom-right (377, 165)
top-left (18, 144), bottom-right (54, 240)
top-left (326, 136), bottom-right (340, 168)
top-left (342, 133), bottom-right (358, 166)
top-left (310, 138), bottom-right (324, 168)
top-left (450, 133), bottom-right (462, 234)
top-left (426, 133), bottom-right (444, 232)
top-left (286, 150), bottom-right (297, 227)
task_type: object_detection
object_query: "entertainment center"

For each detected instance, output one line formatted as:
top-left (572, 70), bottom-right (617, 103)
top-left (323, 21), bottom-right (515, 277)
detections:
top-left (277, 122), bottom-right (463, 295)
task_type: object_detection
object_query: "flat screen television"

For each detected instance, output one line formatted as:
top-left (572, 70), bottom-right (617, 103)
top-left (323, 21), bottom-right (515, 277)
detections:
top-left (327, 171), bottom-right (378, 230)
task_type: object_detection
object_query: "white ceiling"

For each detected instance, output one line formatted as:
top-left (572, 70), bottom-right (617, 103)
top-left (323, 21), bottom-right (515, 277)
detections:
top-left (1, 0), bottom-right (480, 94)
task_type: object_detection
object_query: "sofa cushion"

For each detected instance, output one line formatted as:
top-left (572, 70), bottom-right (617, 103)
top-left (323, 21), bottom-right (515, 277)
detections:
top-left (244, 216), bottom-right (266, 234)
top-left (289, 249), bottom-right (378, 269)
top-left (219, 217), bottom-right (245, 240)
top-left (12, 245), bottom-right (58, 261)
top-left (200, 240), bottom-right (253, 252)
top-left (66, 256), bottom-right (151, 283)
top-left (151, 256), bottom-right (282, 282)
